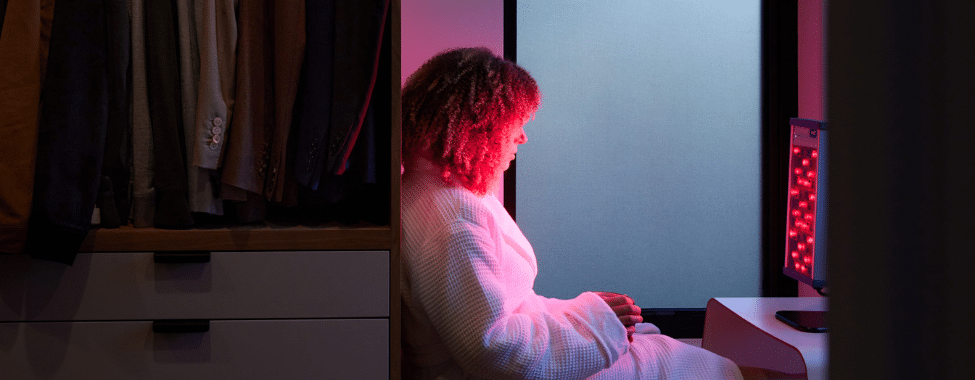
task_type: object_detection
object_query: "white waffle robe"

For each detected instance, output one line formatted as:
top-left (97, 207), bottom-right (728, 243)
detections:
top-left (401, 160), bottom-right (742, 380)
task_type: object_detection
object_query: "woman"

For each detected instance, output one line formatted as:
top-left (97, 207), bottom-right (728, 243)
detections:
top-left (401, 47), bottom-right (742, 379)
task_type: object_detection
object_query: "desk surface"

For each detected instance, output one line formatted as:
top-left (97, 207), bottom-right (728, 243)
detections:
top-left (716, 297), bottom-right (827, 353)
top-left (703, 297), bottom-right (827, 380)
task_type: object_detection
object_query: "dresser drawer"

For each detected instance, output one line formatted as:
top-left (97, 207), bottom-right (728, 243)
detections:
top-left (0, 251), bottom-right (389, 321)
top-left (0, 318), bottom-right (388, 379)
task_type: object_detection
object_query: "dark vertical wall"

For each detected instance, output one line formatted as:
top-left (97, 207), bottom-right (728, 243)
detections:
top-left (828, 2), bottom-right (975, 378)
top-left (760, 1), bottom-right (799, 298)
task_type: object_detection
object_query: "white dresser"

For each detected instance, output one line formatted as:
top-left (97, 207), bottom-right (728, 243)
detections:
top-left (1, 245), bottom-right (394, 379)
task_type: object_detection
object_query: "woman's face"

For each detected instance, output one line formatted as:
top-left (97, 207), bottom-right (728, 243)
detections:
top-left (500, 116), bottom-right (529, 171)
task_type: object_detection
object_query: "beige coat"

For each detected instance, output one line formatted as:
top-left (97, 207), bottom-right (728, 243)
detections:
top-left (175, 0), bottom-right (238, 215)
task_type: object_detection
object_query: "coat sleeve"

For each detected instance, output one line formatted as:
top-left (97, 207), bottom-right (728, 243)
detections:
top-left (410, 211), bottom-right (630, 379)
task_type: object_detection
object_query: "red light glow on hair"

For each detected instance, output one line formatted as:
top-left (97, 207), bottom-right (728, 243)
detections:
top-left (401, 48), bottom-right (541, 195)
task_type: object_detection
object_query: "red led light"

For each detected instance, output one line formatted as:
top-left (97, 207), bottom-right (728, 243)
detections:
top-left (788, 131), bottom-right (821, 278)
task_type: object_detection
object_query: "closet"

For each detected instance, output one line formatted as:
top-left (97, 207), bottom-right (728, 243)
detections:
top-left (0, 0), bottom-right (402, 378)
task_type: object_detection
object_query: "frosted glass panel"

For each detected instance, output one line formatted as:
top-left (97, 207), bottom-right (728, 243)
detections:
top-left (517, 0), bottom-right (761, 308)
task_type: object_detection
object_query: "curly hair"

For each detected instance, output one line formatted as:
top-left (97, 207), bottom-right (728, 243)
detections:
top-left (402, 47), bottom-right (541, 196)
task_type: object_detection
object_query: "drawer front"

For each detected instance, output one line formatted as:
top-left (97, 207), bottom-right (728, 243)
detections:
top-left (0, 251), bottom-right (389, 321)
top-left (0, 319), bottom-right (389, 379)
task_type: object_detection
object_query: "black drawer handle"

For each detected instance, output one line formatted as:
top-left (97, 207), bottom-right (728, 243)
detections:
top-left (154, 251), bottom-right (211, 264)
top-left (152, 319), bottom-right (210, 334)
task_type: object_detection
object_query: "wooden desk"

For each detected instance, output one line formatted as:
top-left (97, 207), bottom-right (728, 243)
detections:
top-left (702, 297), bottom-right (827, 380)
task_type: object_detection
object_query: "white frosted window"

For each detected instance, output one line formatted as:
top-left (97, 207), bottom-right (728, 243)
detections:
top-left (517, 0), bottom-right (762, 307)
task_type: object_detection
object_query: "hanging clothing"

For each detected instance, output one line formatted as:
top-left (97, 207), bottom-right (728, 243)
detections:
top-left (263, 0), bottom-right (305, 203)
top-left (175, 0), bottom-right (238, 215)
top-left (24, 0), bottom-right (124, 265)
top-left (0, 0), bottom-right (44, 254)
top-left (174, 0), bottom-right (208, 215)
top-left (292, 0), bottom-right (335, 191)
top-left (291, 95), bottom-right (389, 225)
top-left (220, 0), bottom-right (273, 222)
top-left (293, 0), bottom-right (388, 192)
top-left (288, 0), bottom-right (391, 223)
top-left (98, 0), bottom-right (132, 228)
top-left (325, 0), bottom-right (387, 176)
top-left (129, 0), bottom-right (156, 228)
top-left (145, 0), bottom-right (193, 228)
top-left (191, 0), bottom-right (236, 171)
top-left (401, 159), bottom-right (742, 379)
top-left (191, 0), bottom-right (237, 214)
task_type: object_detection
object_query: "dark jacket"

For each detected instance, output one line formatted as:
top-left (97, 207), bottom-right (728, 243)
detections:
top-left (23, 0), bottom-right (125, 265)
top-left (144, 0), bottom-right (194, 228)
top-left (98, 0), bottom-right (133, 228)
top-left (293, 0), bottom-right (389, 192)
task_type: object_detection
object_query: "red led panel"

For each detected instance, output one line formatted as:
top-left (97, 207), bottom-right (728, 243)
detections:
top-left (786, 143), bottom-right (818, 278)
top-left (783, 118), bottom-right (827, 289)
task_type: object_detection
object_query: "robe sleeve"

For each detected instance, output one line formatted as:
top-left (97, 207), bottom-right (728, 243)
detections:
top-left (410, 209), bottom-right (630, 379)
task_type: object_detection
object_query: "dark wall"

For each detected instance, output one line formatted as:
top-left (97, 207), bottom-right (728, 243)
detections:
top-left (827, 2), bottom-right (975, 379)
top-left (761, 0), bottom-right (799, 298)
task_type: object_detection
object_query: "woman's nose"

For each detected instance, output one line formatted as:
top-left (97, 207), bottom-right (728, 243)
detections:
top-left (515, 129), bottom-right (527, 144)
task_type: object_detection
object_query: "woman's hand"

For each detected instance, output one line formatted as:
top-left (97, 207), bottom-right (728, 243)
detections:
top-left (593, 291), bottom-right (643, 342)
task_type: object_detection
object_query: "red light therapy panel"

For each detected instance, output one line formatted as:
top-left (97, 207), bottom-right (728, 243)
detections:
top-left (787, 144), bottom-right (817, 276)
top-left (784, 118), bottom-right (828, 288)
